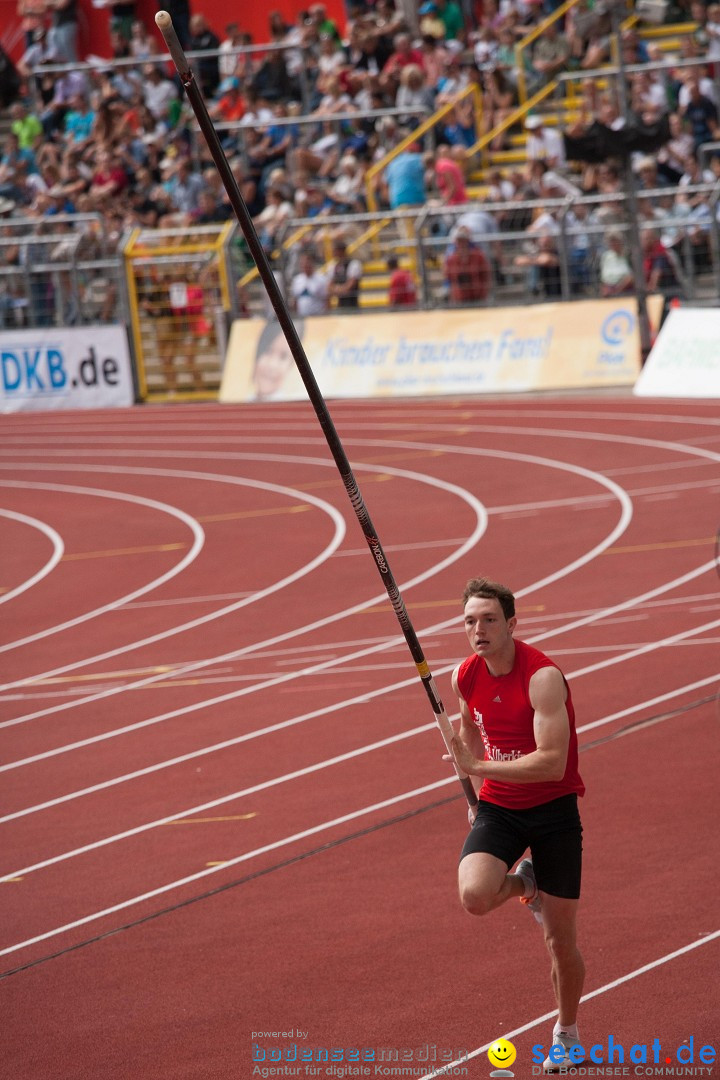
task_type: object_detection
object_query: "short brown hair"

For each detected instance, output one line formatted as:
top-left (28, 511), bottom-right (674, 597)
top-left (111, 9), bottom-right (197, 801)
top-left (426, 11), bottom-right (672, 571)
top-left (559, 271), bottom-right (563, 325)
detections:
top-left (461, 577), bottom-right (515, 620)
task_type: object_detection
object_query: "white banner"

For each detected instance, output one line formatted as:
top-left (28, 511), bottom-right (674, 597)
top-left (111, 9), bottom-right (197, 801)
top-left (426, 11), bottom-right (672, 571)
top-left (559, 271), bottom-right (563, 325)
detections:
top-left (0, 326), bottom-right (134, 413)
top-left (634, 307), bottom-right (720, 398)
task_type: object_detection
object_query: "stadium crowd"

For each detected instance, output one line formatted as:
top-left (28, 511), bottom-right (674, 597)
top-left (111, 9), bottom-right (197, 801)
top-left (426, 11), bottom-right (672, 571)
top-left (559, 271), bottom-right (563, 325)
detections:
top-left (1, 0), bottom-right (719, 324)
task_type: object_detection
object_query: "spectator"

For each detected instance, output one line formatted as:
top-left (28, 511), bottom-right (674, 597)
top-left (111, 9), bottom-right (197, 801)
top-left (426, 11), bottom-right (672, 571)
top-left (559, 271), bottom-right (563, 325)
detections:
top-left (480, 66), bottom-right (515, 149)
top-left (434, 144), bottom-right (468, 206)
top-left (10, 102), bottom-right (43, 151)
top-left (524, 114), bottom-right (566, 170)
top-left (163, 0), bottom-right (191, 49)
top-left (128, 18), bottom-right (154, 58)
top-left (599, 231), bottom-right (634, 297)
top-left (47, 0), bottom-right (78, 63)
top-left (642, 229), bottom-right (681, 294)
top-left (252, 185), bottom-right (293, 249)
top-left (514, 233), bottom-right (562, 298)
top-left (327, 238), bottom-right (363, 309)
top-left (326, 154), bottom-right (366, 213)
top-left (681, 79), bottom-right (720, 150)
top-left (436, 0), bottom-right (465, 42)
top-left (17, 0), bottom-right (47, 51)
top-left (387, 254), bottom-right (417, 306)
top-left (218, 23), bottom-right (244, 80)
top-left (381, 142), bottom-right (426, 209)
top-left (291, 249), bottom-right (329, 316)
top-left (189, 13), bottom-right (221, 98)
top-left (251, 47), bottom-right (297, 103)
top-left (445, 228), bottom-right (491, 303)
top-left (396, 64), bottom-right (435, 127)
top-left (419, 2), bottom-right (447, 40)
top-left (380, 33), bottom-right (425, 94)
top-left (210, 77), bottom-right (245, 123)
top-left (143, 64), bottom-right (180, 120)
top-left (530, 20), bottom-right (570, 85)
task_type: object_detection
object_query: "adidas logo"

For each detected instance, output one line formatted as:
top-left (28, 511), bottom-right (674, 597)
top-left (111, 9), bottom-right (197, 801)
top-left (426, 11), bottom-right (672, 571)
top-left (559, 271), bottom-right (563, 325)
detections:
top-left (493, 695), bottom-right (502, 703)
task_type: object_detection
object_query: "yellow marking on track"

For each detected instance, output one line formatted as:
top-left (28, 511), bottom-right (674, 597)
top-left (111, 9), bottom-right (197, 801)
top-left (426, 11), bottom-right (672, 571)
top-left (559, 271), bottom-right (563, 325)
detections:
top-left (164, 814), bottom-right (257, 825)
top-left (33, 665), bottom-right (175, 685)
top-left (62, 543), bottom-right (186, 561)
top-left (198, 505), bottom-right (310, 523)
top-left (207, 862), bottom-right (228, 866)
top-left (1, 877), bottom-right (24, 882)
top-left (603, 537), bottom-right (715, 555)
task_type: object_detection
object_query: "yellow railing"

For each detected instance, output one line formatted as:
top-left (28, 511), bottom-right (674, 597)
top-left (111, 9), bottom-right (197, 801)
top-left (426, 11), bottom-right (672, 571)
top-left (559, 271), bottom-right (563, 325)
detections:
top-left (365, 82), bottom-right (483, 213)
top-left (515, 0), bottom-right (581, 104)
top-left (466, 79), bottom-right (561, 164)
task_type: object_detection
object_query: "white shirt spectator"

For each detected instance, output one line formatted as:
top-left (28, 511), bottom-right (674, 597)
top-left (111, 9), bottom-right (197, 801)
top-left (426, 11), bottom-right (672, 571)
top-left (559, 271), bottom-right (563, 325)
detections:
top-left (144, 77), bottom-right (179, 119)
top-left (525, 122), bottom-right (567, 168)
top-left (291, 265), bottom-right (329, 316)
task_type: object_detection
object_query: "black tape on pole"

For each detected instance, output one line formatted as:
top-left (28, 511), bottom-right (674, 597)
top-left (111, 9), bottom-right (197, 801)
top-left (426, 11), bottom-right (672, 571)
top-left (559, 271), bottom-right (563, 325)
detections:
top-left (154, 11), bottom-right (477, 809)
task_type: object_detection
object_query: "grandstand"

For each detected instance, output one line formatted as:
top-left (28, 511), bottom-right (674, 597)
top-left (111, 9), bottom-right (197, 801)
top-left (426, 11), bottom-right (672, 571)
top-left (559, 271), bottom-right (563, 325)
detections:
top-left (1, 0), bottom-right (719, 399)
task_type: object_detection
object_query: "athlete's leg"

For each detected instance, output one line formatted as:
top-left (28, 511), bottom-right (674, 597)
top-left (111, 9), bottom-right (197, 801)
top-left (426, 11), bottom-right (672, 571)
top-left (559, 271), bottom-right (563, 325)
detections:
top-left (540, 894), bottom-right (585, 1026)
top-left (458, 852), bottom-right (525, 916)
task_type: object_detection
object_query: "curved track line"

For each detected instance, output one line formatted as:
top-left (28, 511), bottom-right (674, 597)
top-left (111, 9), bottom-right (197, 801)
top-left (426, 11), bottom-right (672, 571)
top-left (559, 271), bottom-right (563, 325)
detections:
top-left (0, 481), bottom-right (205, 655)
top-left (0, 467), bottom-right (347, 693)
top-left (0, 461), bottom-right (488, 725)
top-left (4, 556), bottom-right (714, 815)
top-left (0, 509), bottom-right (64, 610)
top-left (3, 668), bottom-right (717, 881)
top-left (0, 441), bottom-right (629, 733)
top-left (0, 444), bottom-right (629, 761)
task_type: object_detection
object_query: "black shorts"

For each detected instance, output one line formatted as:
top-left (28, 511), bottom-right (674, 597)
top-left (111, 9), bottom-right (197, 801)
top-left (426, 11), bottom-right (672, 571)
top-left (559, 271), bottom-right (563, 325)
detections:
top-left (460, 793), bottom-right (583, 899)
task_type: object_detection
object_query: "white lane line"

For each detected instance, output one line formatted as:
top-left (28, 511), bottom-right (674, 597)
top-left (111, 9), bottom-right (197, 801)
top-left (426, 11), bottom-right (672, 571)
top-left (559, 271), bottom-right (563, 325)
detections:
top-left (0, 466), bottom-right (347, 693)
top-left (0, 481), bottom-right (204, 655)
top-left (0, 443), bottom-right (630, 736)
top-left (3, 644), bottom-right (716, 889)
top-left (2, 675), bottom-right (719, 953)
top-left (0, 777), bottom-right (455, 958)
top-left (0, 509), bottom-right (64, 609)
top-left (418, 931), bottom-right (720, 1079)
top-left (0, 460), bottom-right (485, 711)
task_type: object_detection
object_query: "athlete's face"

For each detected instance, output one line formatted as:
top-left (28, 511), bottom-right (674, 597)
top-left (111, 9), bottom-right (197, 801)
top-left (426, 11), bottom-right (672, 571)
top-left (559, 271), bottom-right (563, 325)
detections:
top-left (463, 596), bottom-right (516, 661)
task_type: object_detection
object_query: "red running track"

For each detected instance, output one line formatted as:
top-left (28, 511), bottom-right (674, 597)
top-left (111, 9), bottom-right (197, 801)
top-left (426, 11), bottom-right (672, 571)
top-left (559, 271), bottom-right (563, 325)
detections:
top-left (1, 395), bottom-right (718, 1080)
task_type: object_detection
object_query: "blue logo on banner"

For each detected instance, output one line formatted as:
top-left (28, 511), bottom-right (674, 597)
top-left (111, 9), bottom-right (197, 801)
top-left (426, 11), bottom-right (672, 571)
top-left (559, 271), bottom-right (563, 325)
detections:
top-left (601, 310), bottom-right (635, 346)
top-left (1, 348), bottom-right (67, 394)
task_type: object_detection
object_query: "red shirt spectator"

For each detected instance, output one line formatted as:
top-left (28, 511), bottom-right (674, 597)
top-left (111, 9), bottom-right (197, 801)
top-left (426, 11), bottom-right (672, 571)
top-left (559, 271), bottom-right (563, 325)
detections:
top-left (445, 231), bottom-right (491, 303)
top-left (435, 147), bottom-right (467, 205)
top-left (387, 255), bottom-right (417, 306)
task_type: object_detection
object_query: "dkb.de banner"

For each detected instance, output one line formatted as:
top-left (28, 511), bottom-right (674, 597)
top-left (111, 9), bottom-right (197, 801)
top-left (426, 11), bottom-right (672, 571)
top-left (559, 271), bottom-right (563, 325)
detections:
top-left (0, 326), bottom-right (134, 413)
top-left (221, 298), bottom-right (662, 403)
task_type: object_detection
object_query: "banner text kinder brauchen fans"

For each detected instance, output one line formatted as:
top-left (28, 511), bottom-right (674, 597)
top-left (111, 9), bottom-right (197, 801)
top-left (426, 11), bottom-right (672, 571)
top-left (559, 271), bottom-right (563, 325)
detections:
top-left (221, 298), bottom-right (664, 404)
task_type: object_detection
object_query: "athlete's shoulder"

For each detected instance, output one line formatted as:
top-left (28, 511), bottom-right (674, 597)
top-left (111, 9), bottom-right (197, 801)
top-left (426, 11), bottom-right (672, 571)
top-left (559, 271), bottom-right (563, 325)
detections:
top-left (514, 638), bottom-right (558, 674)
top-left (456, 652), bottom-right (480, 695)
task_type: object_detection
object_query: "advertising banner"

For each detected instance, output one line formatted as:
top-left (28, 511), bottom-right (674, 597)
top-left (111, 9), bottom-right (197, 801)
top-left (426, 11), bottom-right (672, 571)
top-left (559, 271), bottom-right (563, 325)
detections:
top-left (634, 306), bottom-right (720, 398)
top-left (0, 326), bottom-right (134, 413)
top-left (220, 298), bottom-right (661, 404)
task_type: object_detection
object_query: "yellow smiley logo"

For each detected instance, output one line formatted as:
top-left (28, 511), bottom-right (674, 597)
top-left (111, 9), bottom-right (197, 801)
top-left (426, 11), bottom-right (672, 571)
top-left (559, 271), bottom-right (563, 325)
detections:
top-left (488, 1039), bottom-right (517, 1069)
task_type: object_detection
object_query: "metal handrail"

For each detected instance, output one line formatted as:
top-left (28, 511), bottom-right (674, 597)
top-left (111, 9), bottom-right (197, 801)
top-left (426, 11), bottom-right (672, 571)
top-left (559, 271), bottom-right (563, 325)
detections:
top-left (515, 0), bottom-right (581, 104)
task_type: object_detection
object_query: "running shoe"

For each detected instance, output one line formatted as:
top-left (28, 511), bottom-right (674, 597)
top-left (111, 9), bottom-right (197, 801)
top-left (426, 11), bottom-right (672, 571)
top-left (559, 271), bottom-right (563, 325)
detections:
top-left (543, 1032), bottom-right (586, 1072)
top-left (515, 857), bottom-right (543, 925)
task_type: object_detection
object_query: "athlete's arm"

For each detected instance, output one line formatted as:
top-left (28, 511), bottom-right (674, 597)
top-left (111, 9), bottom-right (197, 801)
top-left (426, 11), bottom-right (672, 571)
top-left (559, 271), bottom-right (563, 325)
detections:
top-left (450, 666), bottom-right (570, 784)
top-left (448, 665), bottom-right (484, 807)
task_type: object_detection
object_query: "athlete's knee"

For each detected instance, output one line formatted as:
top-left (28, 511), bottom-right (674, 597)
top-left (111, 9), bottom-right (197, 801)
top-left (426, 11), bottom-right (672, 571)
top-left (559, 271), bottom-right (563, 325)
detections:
top-left (459, 881), bottom-right (495, 916)
top-left (544, 925), bottom-right (580, 964)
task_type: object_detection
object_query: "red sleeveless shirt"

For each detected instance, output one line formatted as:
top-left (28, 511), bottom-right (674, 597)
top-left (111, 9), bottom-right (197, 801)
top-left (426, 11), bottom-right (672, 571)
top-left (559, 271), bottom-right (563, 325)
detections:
top-left (457, 639), bottom-right (585, 809)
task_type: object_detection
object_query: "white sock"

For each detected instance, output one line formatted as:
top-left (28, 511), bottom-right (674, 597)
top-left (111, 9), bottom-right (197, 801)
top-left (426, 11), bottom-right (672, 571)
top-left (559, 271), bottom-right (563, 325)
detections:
top-left (554, 1021), bottom-right (578, 1039)
top-left (515, 866), bottom-right (535, 899)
